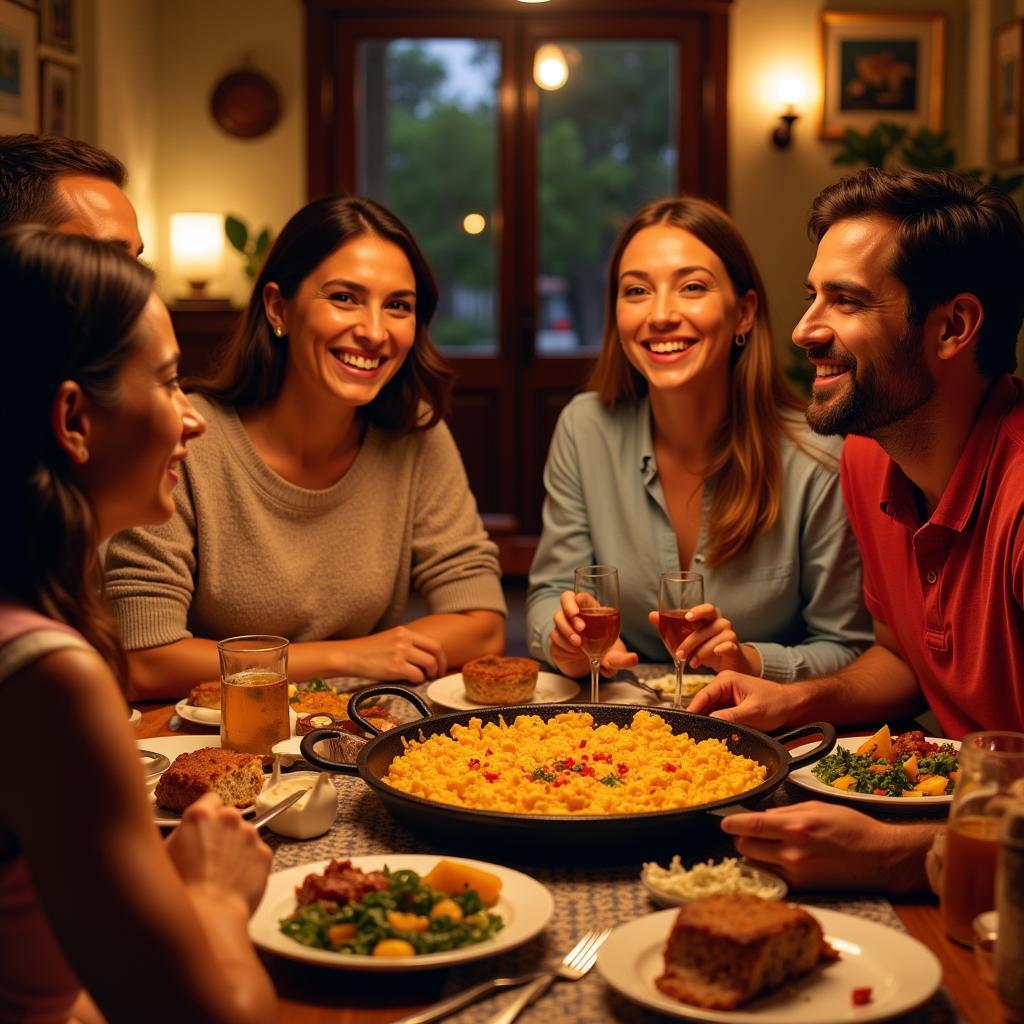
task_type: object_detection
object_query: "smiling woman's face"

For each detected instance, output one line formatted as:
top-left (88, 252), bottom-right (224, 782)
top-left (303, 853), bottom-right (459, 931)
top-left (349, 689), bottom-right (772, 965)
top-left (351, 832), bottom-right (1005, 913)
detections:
top-left (615, 224), bottom-right (754, 397)
top-left (273, 233), bottom-right (418, 410)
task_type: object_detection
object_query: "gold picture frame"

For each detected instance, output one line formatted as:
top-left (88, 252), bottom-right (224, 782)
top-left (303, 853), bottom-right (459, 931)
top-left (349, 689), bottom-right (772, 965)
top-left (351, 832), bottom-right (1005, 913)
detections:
top-left (820, 10), bottom-right (946, 140)
top-left (993, 19), bottom-right (1024, 167)
top-left (0, 0), bottom-right (38, 134)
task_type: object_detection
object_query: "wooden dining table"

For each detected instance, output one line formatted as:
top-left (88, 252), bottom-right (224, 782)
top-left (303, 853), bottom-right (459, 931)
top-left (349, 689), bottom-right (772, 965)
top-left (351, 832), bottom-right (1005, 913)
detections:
top-left (135, 702), bottom-right (1006, 1024)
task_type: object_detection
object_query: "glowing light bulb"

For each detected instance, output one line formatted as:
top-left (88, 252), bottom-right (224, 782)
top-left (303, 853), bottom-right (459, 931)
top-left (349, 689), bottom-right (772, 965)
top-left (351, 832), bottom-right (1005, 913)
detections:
top-left (534, 44), bottom-right (569, 91)
top-left (463, 213), bottom-right (486, 235)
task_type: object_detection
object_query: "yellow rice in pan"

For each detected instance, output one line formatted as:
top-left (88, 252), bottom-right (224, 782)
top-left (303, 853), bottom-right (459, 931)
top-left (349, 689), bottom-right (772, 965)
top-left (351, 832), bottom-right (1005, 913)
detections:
top-left (381, 710), bottom-right (767, 815)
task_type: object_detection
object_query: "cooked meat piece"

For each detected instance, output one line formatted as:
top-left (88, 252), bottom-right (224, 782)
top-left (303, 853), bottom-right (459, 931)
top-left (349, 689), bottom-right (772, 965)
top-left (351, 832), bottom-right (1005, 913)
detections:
top-left (154, 748), bottom-right (264, 812)
top-left (294, 858), bottom-right (390, 907)
top-left (892, 729), bottom-right (940, 759)
top-left (656, 894), bottom-right (838, 1010)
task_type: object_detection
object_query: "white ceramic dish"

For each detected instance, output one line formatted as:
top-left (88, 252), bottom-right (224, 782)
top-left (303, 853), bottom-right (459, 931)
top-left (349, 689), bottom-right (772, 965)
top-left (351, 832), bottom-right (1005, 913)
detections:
top-left (128, 707), bottom-right (141, 724)
top-left (250, 854), bottom-right (554, 970)
top-left (640, 860), bottom-right (788, 908)
top-left (788, 735), bottom-right (960, 811)
top-left (600, 674), bottom-right (708, 706)
top-left (174, 698), bottom-right (300, 732)
top-left (597, 905), bottom-right (941, 1023)
top-left (136, 736), bottom-right (261, 827)
top-left (426, 670), bottom-right (580, 711)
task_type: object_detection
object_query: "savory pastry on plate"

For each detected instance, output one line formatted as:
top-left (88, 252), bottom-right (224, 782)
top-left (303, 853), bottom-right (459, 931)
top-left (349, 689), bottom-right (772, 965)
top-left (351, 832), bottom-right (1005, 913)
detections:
top-left (188, 680), bottom-right (221, 709)
top-left (461, 655), bottom-right (540, 705)
top-left (153, 748), bottom-right (264, 812)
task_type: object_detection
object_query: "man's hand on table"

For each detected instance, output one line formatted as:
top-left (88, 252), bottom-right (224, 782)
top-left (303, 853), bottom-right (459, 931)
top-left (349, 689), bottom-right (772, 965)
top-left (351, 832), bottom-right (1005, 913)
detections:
top-left (720, 800), bottom-right (937, 893)
top-left (687, 671), bottom-right (797, 731)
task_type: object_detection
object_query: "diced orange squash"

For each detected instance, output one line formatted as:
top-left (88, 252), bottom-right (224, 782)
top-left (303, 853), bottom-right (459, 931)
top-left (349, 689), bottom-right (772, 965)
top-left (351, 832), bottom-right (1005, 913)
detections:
top-left (869, 764), bottom-right (889, 773)
top-left (372, 939), bottom-right (416, 957)
top-left (903, 755), bottom-right (919, 783)
top-left (429, 899), bottom-right (464, 922)
top-left (900, 790), bottom-right (925, 798)
top-left (422, 859), bottom-right (503, 907)
top-left (948, 770), bottom-right (960, 784)
top-left (855, 725), bottom-right (892, 762)
top-left (831, 775), bottom-right (858, 791)
top-left (327, 923), bottom-right (356, 947)
top-left (912, 775), bottom-right (949, 796)
top-left (387, 911), bottom-right (429, 932)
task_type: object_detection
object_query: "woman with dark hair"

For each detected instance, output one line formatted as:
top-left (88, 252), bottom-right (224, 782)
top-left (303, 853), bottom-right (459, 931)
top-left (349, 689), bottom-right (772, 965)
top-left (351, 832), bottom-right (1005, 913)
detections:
top-left (106, 195), bottom-right (504, 699)
top-left (527, 196), bottom-right (870, 684)
top-left (0, 225), bottom-right (275, 1022)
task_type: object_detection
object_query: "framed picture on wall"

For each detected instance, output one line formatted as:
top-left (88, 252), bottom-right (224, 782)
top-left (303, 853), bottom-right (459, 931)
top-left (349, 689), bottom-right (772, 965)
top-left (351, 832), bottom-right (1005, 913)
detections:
top-left (820, 11), bottom-right (946, 140)
top-left (40, 0), bottom-right (73, 52)
top-left (993, 20), bottom-right (1024, 167)
top-left (40, 57), bottom-right (72, 135)
top-left (0, 0), bottom-right (38, 133)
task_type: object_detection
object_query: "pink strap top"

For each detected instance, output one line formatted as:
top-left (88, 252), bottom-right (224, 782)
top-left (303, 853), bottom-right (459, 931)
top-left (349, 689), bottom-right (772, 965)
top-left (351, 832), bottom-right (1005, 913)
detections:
top-left (0, 601), bottom-right (90, 1023)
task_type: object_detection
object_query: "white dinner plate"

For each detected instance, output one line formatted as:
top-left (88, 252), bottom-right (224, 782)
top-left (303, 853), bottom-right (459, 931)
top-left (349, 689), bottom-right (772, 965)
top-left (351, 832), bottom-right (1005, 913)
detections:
top-left (787, 735), bottom-right (960, 811)
top-left (640, 861), bottom-right (788, 908)
top-left (250, 854), bottom-right (554, 970)
top-left (597, 906), bottom-right (941, 1023)
top-left (173, 699), bottom-right (301, 731)
top-left (426, 671), bottom-right (580, 711)
top-left (136, 736), bottom-right (261, 827)
top-left (600, 674), bottom-right (708, 706)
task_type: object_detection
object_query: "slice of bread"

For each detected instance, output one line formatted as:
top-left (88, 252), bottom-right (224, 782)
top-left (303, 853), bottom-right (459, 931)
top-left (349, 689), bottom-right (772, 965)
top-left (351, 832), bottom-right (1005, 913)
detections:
top-left (655, 894), bottom-right (838, 1010)
top-left (154, 748), bottom-right (264, 812)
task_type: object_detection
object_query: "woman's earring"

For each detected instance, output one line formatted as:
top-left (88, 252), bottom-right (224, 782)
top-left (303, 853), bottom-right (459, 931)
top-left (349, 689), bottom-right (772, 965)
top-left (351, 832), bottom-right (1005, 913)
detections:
top-left (273, 325), bottom-right (284, 338)
top-left (733, 333), bottom-right (749, 347)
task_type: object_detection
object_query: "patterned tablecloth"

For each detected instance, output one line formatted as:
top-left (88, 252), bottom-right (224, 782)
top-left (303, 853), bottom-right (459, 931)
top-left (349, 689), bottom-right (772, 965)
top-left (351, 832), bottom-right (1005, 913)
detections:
top-left (262, 675), bottom-right (964, 1024)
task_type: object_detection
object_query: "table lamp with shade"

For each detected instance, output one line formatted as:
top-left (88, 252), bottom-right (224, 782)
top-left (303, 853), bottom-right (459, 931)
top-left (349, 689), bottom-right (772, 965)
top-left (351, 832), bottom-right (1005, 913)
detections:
top-left (169, 212), bottom-right (231, 307)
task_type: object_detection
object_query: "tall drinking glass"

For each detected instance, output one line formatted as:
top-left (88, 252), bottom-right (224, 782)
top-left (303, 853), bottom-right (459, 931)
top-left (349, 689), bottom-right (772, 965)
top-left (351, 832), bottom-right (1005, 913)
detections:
top-left (573, 565), bottom-right (621, 704)
top-left (941, 731), bottom-right (1024, 945)
top-left (218, 634), bottom-right (291, 755)
top-left (658, 571), bottom-right (705, 709)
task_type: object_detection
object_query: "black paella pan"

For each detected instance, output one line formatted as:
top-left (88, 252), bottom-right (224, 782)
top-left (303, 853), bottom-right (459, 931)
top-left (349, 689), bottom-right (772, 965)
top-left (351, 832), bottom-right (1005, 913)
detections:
top-left (300, 685), bottom-right (835, 851)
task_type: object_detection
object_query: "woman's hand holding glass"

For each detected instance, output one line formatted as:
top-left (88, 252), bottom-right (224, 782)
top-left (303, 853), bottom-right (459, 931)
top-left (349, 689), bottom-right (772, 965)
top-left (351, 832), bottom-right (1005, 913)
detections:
top-left (648, 602), bottom-right (760, 676)
top-left (549, 588), bottom-right (638, 682)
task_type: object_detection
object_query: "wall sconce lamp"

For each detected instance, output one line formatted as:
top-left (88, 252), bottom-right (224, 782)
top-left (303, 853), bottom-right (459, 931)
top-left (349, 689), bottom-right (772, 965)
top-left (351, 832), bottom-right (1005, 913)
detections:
top-left (771, 75), bottom-right (805, 150)
top-left (534, 43), bottom-right (569, 90)
top-left (170, 212), bottom-right (225, 301)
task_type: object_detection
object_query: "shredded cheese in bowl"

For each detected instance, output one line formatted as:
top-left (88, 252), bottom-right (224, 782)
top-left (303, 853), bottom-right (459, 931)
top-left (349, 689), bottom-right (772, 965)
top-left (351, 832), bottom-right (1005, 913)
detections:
top-left (641, 856), bottom-right (787, 906)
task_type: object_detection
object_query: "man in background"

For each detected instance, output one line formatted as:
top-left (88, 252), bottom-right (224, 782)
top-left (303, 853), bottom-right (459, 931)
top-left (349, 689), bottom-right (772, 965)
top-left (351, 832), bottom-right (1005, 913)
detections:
top-left (690, 168), bottom-right (1024, 891)
top-left (0, 133), bottom-right (142, 255)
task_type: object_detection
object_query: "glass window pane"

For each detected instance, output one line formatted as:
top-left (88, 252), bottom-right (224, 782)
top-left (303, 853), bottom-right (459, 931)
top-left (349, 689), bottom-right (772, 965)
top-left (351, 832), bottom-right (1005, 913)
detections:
top-left (359, 39), bottom-right (499, 353)
top-left (536, 41), bottom-right (677, 353)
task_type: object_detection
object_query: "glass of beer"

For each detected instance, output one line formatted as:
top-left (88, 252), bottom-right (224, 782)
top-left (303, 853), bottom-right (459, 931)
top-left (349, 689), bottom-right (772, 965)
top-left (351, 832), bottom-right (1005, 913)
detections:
top-left (572, 565), bottom-right (621, 704)
top-left (658, 571), bottom-right (705, 708)
top-left (941, 731), bottom-right (1024, 945)
top-left (218, 634), bottom-right (291, 755)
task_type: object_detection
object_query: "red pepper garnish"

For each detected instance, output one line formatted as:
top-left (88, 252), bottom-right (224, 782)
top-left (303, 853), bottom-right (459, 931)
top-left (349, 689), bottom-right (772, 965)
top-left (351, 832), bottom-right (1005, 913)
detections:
top-left (484, 771), bottom-right (500, 782)
top-left (872, 788), bottom-right (887, 796)
top-left (663, 763), bottom-right (678, 773)
top-left (578, 739), bottom-right (587, 748)
top-left (485, 748), bottom-right (493, 756)
top-left (468, 758), bottom-right (481, 770)
top-left (616, 762), bottom-right (629, 775)
top-left (851, 987), bottom-right (872, 1005)
top-left (552, 776), bottom-right (569, 787)
top-left (593, 751), bottom-right (612, 763)
top-left (581, 765), bottom-right (596, 777)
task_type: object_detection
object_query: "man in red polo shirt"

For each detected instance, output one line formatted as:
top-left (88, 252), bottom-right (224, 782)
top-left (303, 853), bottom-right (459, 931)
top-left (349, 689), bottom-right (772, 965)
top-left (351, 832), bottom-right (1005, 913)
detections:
top-left (689, 168), bottom-right (1024, 890)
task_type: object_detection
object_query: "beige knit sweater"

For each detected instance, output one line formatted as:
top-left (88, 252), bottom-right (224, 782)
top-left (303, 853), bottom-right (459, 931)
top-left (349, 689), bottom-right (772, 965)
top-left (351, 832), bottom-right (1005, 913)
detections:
top-left (104, 395), bottom-right (506, 649)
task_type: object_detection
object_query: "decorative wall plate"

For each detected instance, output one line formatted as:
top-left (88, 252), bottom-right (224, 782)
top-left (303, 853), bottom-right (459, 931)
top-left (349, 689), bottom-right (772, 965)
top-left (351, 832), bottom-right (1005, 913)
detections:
top-left (210, 69), bottom-right (281, 138)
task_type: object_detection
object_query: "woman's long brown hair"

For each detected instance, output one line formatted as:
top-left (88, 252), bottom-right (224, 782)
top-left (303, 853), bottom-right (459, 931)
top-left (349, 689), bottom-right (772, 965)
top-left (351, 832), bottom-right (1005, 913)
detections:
top-left (0, 225), bottom-right (154, 681)
top-left (588, 196), bottom-right (815, 566)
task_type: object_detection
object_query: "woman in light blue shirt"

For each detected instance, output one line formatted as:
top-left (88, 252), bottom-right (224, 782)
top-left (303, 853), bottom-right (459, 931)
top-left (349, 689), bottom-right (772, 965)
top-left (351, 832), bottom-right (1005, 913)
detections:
top-left (527, 197), bottom-right (871, 682)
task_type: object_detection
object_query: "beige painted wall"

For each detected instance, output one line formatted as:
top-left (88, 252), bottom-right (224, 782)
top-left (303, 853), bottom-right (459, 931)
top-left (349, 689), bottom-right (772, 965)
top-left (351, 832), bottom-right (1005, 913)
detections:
top-left (148, 0), bottom-right (304, 305)
top-left (729, 0), bottom-right (971, 361)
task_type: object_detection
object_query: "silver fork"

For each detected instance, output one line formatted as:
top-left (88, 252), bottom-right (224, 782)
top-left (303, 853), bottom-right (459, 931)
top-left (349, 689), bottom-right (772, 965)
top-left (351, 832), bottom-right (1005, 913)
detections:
top-left (481, 927), bottom-right (612, 1024)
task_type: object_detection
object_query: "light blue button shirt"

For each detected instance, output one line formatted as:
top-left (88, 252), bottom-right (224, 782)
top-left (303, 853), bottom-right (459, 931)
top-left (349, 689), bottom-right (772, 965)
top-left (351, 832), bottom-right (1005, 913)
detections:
top-left (526, 393), bottom-right (872, 681)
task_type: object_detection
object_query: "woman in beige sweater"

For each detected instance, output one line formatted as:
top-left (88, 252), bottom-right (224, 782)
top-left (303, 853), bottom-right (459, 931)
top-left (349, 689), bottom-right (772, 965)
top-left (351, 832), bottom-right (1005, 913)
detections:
top-left (106, 196), bottom-right (505, 700)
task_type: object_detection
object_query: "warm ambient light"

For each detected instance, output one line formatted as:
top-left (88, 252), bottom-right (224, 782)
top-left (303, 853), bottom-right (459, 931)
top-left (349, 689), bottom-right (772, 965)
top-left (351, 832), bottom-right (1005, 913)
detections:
top-left (534, 44), bottom-right (569, 90)
top-left (170, 213), bottom-right (224, 297)
top-left (462, 213), bottom-right (486, 235)
top-left (770, 73), bottom-right (806, 150)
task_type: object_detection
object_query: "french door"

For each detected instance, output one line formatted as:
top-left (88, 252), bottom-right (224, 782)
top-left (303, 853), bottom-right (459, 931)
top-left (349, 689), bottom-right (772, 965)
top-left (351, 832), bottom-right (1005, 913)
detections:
top-left (307, 0), bottom-right (731, 542)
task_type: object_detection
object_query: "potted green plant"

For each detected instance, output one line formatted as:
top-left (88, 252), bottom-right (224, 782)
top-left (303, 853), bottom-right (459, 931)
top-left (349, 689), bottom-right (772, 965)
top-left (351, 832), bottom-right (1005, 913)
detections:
top-left (224, 215), bottom-right (273, 280)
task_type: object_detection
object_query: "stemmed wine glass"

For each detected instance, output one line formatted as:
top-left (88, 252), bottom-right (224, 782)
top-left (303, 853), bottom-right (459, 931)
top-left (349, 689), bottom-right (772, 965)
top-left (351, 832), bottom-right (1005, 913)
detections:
top-left (658, 571), bottom-right (705, 708)
top-left (573, 565), bottom-right (621, 704)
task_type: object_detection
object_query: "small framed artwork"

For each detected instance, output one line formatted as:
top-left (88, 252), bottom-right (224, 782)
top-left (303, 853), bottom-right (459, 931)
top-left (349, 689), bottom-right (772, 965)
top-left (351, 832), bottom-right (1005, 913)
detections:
top-left (993, 20), bottom-right (1024, 167)
top-left (0, 0), bottom-right (38, 133)
top-left (40, 0), bottom-right (73, 52)
top-left (820, 11), bottom-right (946, 140)
top-left (40, 58), bottom-right (72, 135)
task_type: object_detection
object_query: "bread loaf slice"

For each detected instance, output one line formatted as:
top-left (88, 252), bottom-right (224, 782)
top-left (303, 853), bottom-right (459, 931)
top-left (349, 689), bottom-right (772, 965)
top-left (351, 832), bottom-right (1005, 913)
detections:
top-left (655, 893), bottom-right (838, 1010)
top-left (154, 748), bottom-right (264, 812)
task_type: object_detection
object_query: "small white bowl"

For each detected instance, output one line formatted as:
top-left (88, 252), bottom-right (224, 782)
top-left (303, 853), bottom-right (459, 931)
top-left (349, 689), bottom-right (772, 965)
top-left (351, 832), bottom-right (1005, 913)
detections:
top-left (640, 859), bottom-right (788, 908)
top-left (254, 772), bottom-right (338, 839)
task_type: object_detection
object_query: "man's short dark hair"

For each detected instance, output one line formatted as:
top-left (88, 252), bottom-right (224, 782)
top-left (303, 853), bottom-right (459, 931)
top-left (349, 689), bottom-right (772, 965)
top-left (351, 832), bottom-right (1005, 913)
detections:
top-left (0, 133), bottom-right (127, 226)
top-left (808, 168), bottom-right (1024, 379)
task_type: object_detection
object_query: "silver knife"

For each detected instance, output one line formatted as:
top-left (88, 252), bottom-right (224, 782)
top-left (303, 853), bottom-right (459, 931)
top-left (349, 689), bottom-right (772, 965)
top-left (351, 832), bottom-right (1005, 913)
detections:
top-left (612, 669), bottom-right (665, 701)
top-left (391, 972), bottom-right (544, 1024)
top-left (249, 788), bottom-right (308, 828)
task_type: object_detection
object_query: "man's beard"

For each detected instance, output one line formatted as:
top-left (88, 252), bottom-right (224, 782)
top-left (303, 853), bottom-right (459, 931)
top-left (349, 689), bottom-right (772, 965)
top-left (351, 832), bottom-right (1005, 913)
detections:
top-left (805, 321), bottom-right (935, 438)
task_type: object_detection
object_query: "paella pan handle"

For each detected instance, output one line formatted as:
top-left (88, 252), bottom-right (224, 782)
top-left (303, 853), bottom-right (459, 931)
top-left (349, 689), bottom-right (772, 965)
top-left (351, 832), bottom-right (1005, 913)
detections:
top-left (771, 721), bottom-right (837, 771)
top-left (298, 729), bottom-right (360, 775)
top-left (347, 684), bottom-right (432, 736)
